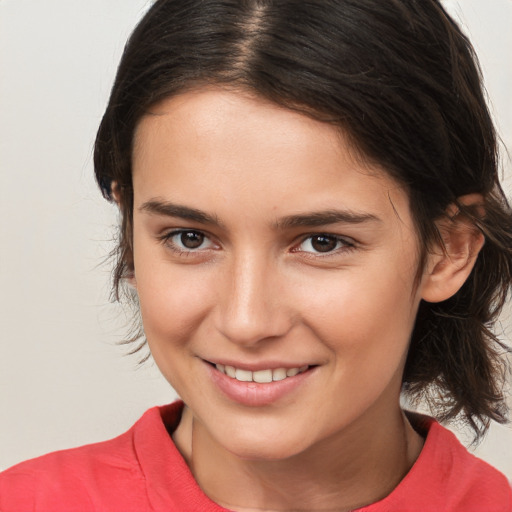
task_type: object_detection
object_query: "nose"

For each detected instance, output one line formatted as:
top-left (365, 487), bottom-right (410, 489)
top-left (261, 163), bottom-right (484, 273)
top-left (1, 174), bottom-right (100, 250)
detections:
top-left (215, 252), bottom-right (293, 347)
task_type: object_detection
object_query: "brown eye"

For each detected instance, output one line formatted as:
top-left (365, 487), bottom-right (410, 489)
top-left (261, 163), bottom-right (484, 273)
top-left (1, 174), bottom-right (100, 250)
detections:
top-left (295, 234), bottom-right (352, 255)
top-left (161, 229), bottom-right (217, 255)
top-left (180, 231), bottom-right (205, 249)
top-left (310, 235), bottom-right (339, 252)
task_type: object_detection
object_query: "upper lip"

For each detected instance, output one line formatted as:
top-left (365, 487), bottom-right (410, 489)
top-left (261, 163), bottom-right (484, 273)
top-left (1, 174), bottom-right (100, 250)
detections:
top-left (203, 358), bottom-right (314, 371)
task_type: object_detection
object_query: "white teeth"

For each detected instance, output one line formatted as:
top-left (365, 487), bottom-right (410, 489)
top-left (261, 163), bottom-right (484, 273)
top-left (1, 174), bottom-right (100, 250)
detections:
top-left (214, 364), bottom-right (309, 382)
top-left (286, 367), bottom-right (299, 377)
top-left (272, 368), bottom-right (287, 381)
top-left (235, 368), bottom-right (253, 382)
top-left (253, 369), bottom-right (273, 383)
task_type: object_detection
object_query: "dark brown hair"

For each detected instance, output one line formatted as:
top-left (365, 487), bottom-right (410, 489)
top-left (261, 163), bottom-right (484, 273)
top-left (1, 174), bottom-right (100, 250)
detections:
top-left (94, 0), bottom-right (512, 440)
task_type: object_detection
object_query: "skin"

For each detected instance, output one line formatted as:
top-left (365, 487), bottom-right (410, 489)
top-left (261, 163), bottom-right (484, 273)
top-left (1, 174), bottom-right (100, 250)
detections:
top-left (130, 88), bottom-right (482, 511)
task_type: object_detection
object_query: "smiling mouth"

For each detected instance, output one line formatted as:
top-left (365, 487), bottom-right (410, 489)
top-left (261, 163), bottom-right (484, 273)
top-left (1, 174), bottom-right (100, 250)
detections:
top-left (213, 364), bottom-right (310, 383)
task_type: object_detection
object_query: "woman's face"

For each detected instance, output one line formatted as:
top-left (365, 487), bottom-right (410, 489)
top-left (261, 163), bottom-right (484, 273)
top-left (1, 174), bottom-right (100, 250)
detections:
top-left (131, 88), bottom-right (426, 460)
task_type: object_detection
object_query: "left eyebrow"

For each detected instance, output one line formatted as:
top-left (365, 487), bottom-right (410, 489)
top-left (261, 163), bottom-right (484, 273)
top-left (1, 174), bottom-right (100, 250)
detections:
top-left (139, 199), bottom-right (223, 227)
top-left (275, 209), bottom-right (381, 229)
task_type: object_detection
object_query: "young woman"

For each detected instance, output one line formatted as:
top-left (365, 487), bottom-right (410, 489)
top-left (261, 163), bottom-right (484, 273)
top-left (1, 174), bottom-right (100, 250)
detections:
top-left (1, 0), bottom-right (511, 510)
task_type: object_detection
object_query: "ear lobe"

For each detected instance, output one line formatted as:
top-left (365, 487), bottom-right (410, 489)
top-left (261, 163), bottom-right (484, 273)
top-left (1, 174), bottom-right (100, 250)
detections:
top-left (421, 196), bottom-right (485, 304)
top-left (111, 181), bottom-right (121, 205)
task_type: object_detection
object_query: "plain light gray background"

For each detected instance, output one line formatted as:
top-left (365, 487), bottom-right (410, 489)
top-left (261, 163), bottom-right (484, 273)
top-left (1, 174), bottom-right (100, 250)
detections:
top-left (1, 0), bottom-right (511, 480)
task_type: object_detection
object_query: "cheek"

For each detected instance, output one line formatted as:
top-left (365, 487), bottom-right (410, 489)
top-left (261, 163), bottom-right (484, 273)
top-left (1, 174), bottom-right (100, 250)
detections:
top-left (295, 259), bottom-right (419, 363)
top-left (133, 244), bottom-right (215, 346)
top-left (135, 262), bottom-right (217, 394)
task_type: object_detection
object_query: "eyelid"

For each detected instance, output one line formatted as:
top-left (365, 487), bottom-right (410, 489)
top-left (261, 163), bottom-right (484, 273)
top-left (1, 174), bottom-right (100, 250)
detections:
top-left (292, 233), bottom-right (356, 255)
top-left (158, 228), bottom-right (219, 252)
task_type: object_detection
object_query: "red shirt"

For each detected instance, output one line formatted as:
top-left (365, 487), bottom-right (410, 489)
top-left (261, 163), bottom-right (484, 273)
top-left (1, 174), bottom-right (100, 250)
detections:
top-left (1, 401), bottom-right (511, 511)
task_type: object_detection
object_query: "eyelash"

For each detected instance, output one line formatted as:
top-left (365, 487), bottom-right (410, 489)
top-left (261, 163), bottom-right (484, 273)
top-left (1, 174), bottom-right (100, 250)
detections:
top-left (158, 230), bottom-right (356, 257)
top-left (158, 230), bottom-right (217, 255)
top-left (293, 233), bottom-right (356, 257)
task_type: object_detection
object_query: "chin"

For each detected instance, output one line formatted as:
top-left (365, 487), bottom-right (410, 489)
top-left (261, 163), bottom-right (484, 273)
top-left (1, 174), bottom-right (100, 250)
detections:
top-left (217, 429), bottom-right (314, 462)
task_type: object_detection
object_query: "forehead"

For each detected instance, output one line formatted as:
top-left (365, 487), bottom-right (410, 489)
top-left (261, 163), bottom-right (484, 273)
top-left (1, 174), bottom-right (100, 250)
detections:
top-left (132, 88), bottom-right (413, 232)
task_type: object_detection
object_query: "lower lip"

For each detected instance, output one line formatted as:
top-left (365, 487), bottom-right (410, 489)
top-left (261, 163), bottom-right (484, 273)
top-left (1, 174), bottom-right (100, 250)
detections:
top-left (205, 362), bottom-right (315, 407)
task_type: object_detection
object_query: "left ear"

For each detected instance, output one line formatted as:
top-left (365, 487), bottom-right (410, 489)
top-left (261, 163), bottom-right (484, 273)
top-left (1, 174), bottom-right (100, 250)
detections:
top-left (421, 194), bottom-right (485, 303)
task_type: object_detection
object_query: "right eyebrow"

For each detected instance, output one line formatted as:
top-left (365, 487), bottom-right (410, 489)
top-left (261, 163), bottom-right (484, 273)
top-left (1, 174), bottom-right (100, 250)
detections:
top-left (139, 199), bottom-right (224, 227)
top-left (275, 209), bottom-right (381, 230)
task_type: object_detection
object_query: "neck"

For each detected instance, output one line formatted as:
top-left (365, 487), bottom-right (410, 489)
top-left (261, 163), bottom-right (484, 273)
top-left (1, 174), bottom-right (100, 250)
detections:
top-left (174, 402), bottom-right (424, 511)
